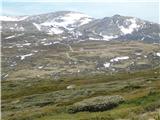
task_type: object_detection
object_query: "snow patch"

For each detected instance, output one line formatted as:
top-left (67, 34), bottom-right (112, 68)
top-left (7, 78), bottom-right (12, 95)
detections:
top-left (62, 36), bottom-right (67, 39)
top-left (102, 35), bottom-right (118, 41)
top-left (19, 26), bottom-right (24, 31)
top-left (16, 44), bottom-right (23, 48)
top-left (10, 62), bottom-right (17, 67)
top-left (6, 33), bottom-right (24, 40)
top-left (23, 43), bottom-right (31, 46)
top-left (66, 84), bottom-right (76, 89)
top-left (144, 55), bottom-right (147, 58)
top-left (48, 27), bottom-right (63, 34)
top-left (89, 37), bottom-right (100, 40)
top-left (38, 66), bottom-right (43, 69)
top-left (135, 53), bottom-right (141, 56)
top-left (141, 37), bottom-right (145, 41)
top-left (41, 12), bottom-right (92, 30)
top-left (5, 35), bottom-right (16, 39)
top-left (41, 38), bottom-right (47, 41)
top-left (33, 50), bottom-right (38, 53)
top-left (33, 23), bottom-right (41, 31)
top-left (156, 52), bottom-right (160, 57)
top-left (53, 41), bottom-right (60, 44)
top-left (20, 53), bottom-right (33, 60)
top-left (119, 18), bottom-right (140, 35)
top-left (110, 56), bottom-right (129, 62)
top-left (9, 25), bottom-right (24, 31)
top-left (8, 46), bottom-right (14, 48)
top-left (43, 42), bottom-right (53, 46)
top-left (104, 62), bottom-right (111, 68)
top-left (0, 16), bottom-right (28, 21)
top-left (3, 74), bottom-right (8, 78)
top-left (79, 17), bottom-right (92, 26)
top-left (10, 27), bottom-right (14, 30)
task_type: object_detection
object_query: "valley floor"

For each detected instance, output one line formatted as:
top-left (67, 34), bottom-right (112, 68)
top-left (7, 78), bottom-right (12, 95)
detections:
top-left (2, 40), bottom-right (160, 81)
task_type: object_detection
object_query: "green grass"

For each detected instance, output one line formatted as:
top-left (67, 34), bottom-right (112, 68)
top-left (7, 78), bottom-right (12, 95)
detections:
top-left (35, 92), bottom-right (160, 120)
top-left (2, 68), bottom-right (159, 100)
top-left (2, 68), bottom-right (160, 120)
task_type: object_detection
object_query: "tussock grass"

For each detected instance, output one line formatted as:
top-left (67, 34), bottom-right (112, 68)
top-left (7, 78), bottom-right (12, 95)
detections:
top-left (2, 68), bottom-right (160, 120)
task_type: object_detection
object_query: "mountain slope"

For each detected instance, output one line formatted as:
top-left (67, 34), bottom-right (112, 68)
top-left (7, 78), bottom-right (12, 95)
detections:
top-left (1, 11), bottom-right (160, 43)
top-left (77, 15), bottom-right (160, 42)
top-left (1, 11), bottom-right (94, 35)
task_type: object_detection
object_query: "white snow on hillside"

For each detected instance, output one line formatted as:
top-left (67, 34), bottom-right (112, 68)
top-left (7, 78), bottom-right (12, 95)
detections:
top-left (79, 17), bottom-right (92, 26)
top-left (49, 27), bottom-right (63, 34)
top-left (41, 12), bottom-right (93, 30)
top-left (38, 66), bottom-right (43, 69)
top-left (53, 41), bottom-right (60, 44)
top-left (156, 52), bottom-right (160, 57)
top-left (135, 53), bottom-right (141, 56)
top-left (89, 37), bottom-right (100, 40)
top-left (119, 18), bottom-right (140, 35)
top-left (110, 56), bottom-right (129, 62)
top-left (22, 43), bottom-right (31, 46)
top-left (104, 62), bottom-right (111, 68)
top-left (9, 25), bottom-right (24, 31)
top-left (20, 53), bottom-right (33, 60)
top-left (10, 27), bottom-right (14, 30)
top-left (43, 42), bottom-right (52, 46)
top-left (102, 35), bottom-right (118, 41)
top-left (5, 35), bottom-right (16, 39)
top-left (0, 16), bottom-right (28, 21)
top-left (19, 26), bottom-right (24, 31)
top-left (33, 23), bottom-right (41, 31)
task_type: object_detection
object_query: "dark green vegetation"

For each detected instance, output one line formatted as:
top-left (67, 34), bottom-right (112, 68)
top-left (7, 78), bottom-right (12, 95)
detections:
top-left (2, 68), bottom-right (160, 120)
top-left (69, 95), bottom-right (125, 113)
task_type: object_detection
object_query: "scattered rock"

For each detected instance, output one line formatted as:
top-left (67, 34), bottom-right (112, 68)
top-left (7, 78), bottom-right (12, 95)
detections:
top-left (11, 99), bottom-right (20, 104)
top-left (66, 84), bottom-right (76, 90)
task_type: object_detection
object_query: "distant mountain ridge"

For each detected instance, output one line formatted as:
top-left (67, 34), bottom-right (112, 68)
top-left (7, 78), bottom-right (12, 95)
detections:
top-left (1, 11), bottom-right (160, 43)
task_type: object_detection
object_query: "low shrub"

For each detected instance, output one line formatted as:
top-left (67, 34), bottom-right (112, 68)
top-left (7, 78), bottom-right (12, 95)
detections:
top-left (68, 95), bottom-right (125, 113)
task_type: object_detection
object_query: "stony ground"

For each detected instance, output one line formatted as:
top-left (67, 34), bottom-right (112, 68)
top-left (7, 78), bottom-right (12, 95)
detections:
top-left (2, 40), bottom-right (160, 81)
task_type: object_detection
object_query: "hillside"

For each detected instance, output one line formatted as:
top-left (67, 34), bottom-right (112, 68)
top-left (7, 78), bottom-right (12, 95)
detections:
top-left (2, 68), bottom-right (160, 120)
top-left (1, 11), bottom-right (160, 120)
